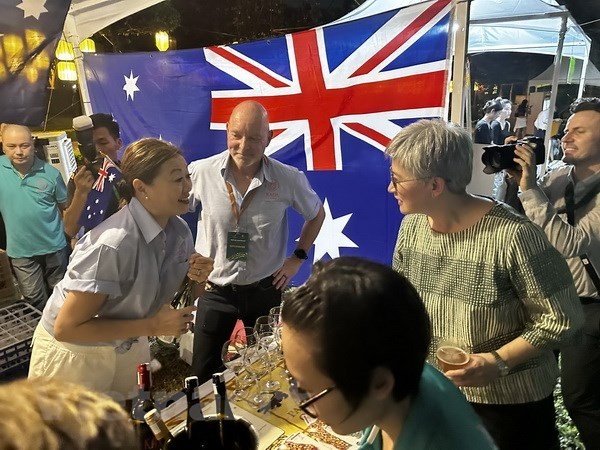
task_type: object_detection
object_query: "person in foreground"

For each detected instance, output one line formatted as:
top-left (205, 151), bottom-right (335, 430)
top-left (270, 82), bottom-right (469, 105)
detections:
top-left (0, 377), bottom-right (136, 450)
top-left (387, 119), bottom-right (583, 450)
top-left (28, 138), bottom-right (213, 399)
top-left (281, 257), bottom-right (497, 450)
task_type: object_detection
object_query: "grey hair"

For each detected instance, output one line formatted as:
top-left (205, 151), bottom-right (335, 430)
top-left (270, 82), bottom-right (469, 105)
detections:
top-left (385, 119), bottom-right (473, 194)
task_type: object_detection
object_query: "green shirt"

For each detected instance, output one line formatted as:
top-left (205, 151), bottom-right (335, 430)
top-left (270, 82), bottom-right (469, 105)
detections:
top-left (359, 364), bottom-right (496, 450)
top-left (393, 204), bottom-right (582, 404)
top-left (0, 156), bottom-right (67, 258)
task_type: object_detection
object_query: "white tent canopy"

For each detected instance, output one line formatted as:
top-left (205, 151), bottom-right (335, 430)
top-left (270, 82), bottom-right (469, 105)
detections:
top-left (336, 0), bottom-right (590, 60)
top-left (469, 0), bottom-right (589, 59)
top-left (66, 0), bottom-right (165, 40)
top-left (530, 58), bottom-right (600, 88)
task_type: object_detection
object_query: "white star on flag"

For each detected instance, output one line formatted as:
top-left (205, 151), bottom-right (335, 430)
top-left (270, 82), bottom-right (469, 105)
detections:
top-left (311, 198), bottom-right (358, 261)
top-left (108, 173), bottom-right (115, 182)
top-left (123, 70), bottom-right (140, 101)
top-left (17, 0), bottom-right (47, 19)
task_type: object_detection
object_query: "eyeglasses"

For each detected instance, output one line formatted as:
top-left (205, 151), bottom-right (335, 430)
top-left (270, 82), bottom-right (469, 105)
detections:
top-left (389, 169), bottom-right (430, 191)
top-left (286, 373), bottom-right (336, 418)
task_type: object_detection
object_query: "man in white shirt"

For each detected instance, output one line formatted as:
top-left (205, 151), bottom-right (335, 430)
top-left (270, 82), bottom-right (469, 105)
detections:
top-left (188, 100), bottom-right (325, 382)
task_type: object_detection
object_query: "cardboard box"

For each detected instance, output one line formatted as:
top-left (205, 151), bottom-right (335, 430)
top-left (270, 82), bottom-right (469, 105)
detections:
top-left (0, 250), bottom-right (16, 301)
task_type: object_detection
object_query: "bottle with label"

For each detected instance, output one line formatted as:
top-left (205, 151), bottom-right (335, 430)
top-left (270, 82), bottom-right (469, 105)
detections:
top-left (144, 408), bottom-right (173, 444)
top-left (131, 363), bottom-right (160, 450)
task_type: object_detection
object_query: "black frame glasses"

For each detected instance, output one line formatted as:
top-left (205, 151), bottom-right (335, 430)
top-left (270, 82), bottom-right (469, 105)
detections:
top-left (287, 375), bottom-right (336, 418)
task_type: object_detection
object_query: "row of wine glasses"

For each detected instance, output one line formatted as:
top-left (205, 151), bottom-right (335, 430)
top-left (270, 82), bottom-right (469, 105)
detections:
top-left (220, 306), bottom-right (283, 407)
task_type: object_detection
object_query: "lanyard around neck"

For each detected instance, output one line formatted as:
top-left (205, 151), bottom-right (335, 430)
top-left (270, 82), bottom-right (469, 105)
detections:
top-left (225, 180), bottom-right (258, 226)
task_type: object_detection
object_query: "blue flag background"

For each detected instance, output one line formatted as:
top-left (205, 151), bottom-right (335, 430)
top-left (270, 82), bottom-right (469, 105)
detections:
top-left (84, 0), bottom-right (452, 284)
top-left (0, 0), bottom-right (71, 125)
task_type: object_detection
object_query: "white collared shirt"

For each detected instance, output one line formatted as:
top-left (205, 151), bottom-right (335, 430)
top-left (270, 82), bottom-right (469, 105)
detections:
top-left (189, 151), bottom-right (322, 286)
top-left (41, 197), bottom-right (195, 347)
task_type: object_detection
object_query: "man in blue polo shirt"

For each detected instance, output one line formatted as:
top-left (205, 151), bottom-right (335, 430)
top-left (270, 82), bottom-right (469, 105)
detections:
top-left (0, 124), bottom-right (69, 310)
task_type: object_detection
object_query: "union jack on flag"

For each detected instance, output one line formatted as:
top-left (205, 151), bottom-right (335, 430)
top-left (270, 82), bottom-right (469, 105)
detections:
top-left (83, 0), bottom-right (452, 282)
top-left (80, 157), bottom-right (122, 233)
top-left (206, 0), bottom-right (451, 171)
top-left (91, 157), bottom-right (118, 192)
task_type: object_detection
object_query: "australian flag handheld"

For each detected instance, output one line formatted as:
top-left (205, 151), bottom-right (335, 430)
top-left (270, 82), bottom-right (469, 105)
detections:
top-left (79, 157), bottom-right (122, 232)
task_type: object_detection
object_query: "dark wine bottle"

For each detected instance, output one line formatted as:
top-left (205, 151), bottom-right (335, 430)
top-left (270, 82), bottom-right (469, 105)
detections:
top-left (184, 376), bottom-right (203, 440)
top-left (213, 371), bottom-right (235, 449)
top-left (131, 363), bottom-right (161, 450)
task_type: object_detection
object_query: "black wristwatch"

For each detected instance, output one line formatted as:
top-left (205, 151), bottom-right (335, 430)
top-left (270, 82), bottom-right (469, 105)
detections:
top-left (293, 248), bottom-right (308, 260)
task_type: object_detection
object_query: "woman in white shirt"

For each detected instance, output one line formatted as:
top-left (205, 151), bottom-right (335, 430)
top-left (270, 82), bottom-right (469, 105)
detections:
top-left (29, 138), bottom-right (213, 399)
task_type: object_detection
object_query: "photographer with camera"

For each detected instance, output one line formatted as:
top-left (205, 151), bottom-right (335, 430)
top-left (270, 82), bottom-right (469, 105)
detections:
top-left (62, 113), bottom-right (123, 240)
top-left (508, 98), bottom-right (600, 449)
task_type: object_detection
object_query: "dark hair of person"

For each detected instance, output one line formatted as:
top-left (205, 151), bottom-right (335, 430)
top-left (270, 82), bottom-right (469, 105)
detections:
top-left (494, 97), bottom-right (511, 108)
top-left (482, 99), bottom-right (503, 114)
top-left (570, 97), bottom-right (600, 114)
top-left (281, 257), bottom-right (431, 407)
top-left (90, 113), bottom-right (120, 140)
top-left (117, 138), bottom-right (184, 203)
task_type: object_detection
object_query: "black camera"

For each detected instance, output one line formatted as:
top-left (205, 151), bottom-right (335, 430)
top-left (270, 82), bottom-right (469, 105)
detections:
top-left (481, 136), bottom-right (545, 174)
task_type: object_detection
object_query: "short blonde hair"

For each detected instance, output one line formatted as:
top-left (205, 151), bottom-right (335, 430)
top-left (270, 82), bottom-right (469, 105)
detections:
top-left (0, 377), bottom-right (136, 450)
top-left (385, 119), bottom-right (473, 194)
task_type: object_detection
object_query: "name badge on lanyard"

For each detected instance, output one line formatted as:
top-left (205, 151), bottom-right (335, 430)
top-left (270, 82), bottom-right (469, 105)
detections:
top-left (225, 180), bottom-right (258, 263)
top-left (226, 231), bottom-right (249, 261)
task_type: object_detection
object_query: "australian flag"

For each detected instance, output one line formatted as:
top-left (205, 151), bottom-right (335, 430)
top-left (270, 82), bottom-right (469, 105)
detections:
top-left (0, 0), bottom-right (71, 125)
top-left (83, 0), bottom-right (451, 283)
top-left (79, 157), bottom-right (123, 232)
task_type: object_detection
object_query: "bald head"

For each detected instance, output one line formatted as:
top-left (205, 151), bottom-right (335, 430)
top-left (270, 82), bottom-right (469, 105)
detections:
top-left (2, 124), bottom-right (32, 141)
top-left (2, 124), bottom-right (35, 174)
top-left (229, 101), bottom-right (269, 130)
top-left (226, 101), bottom-right (272, 174)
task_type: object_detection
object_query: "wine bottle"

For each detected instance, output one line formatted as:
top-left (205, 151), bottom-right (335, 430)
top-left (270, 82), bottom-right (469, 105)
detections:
top-left (144, 408), bottom-right (173, 444)
top-left (131, 363), bottom-right (160, 450)
top-left (213, 371), bottom-right (234, 449)
top-left (184, 376), bottom-right (203, 439)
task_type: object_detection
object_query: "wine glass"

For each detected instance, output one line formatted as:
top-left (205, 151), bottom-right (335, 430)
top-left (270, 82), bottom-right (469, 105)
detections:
top-left (254, 316), bottom-right (272, 335)
top-left (233, 327), bottom-right (258, 346)
top-left (269, 306), bottom-right (282, 317)
top-left (233, 327), bottom-right (257, 387)
top-left (256, 331), bottom-right (281, 392)
top-left (221, 339), bottom-right (247, 400)
top-left (242, 342), bottom-right (270, 407)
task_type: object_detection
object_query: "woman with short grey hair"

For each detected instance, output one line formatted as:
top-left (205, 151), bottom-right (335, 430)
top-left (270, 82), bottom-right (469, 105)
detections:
top-left (387, 118), bottom-right (583, 450)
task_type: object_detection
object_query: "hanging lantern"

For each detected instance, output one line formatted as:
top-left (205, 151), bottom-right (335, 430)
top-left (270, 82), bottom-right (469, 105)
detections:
top-left (79, 38), bottom-right (96, 53)
top-left (32, 51), bottom-right (50, 69)
top-left (25, 66), bottom-right (38, 83)
top-left (155, 31), bottom-right (169, 52)
top-left (55, 39), bottom-right (74, 61)
top-left (3, 34), bottom-right (24, 60)
top-left (25, 30), bottom-right (45, 51)
top-left (57, 61), bottom-right (77, 81)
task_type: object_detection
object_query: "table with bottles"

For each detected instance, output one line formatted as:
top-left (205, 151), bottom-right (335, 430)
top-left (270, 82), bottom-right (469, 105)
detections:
top-left (159, 362), bottom-right (361, 450)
